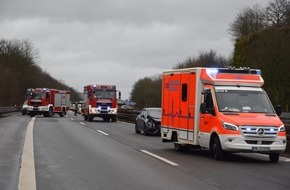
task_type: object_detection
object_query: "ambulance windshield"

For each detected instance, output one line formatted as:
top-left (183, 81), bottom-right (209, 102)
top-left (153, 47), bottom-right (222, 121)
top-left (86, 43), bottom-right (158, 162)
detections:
top-left (215, 89), bottom-right (275, 113)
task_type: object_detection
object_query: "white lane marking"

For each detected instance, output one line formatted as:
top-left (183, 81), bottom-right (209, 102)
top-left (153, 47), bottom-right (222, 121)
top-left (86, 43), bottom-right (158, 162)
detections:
top-left (120, 121), bottom-right (134, 125)
top-left (141, 150), bottom-right (179, 166)
top-left (251, 153), bottom-right (290, 162)
top-left (97, 130), bottom-right (109, 136)
top-left (79, 122), bottom-right (86, 126)
top-left (18, 117), bottom-right (37, 190)
top-left (70, 118), bottom-right (74, 121)
top-left (280, 157), bottom-right (290, 162)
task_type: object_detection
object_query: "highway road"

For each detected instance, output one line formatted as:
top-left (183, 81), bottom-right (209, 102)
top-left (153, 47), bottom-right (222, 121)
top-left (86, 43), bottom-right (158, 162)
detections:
top-left (1, 111), bottom-right (290, 190)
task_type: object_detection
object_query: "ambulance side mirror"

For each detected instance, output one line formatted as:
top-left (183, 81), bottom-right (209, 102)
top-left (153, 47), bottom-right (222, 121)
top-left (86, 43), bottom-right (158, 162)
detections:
top-left (275, 105), bottom-right (282, 116)
top-left (200, 103), bottom-right (207, 114)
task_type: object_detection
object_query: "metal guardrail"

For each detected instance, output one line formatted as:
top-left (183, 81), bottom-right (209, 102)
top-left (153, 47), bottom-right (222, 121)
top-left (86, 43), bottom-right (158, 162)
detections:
top-left (117, 109), bottom-right (140, 123)
top-left (280, 112), bottom-right (290, 127)
top-left (0, 106), bottom-right (19, 115)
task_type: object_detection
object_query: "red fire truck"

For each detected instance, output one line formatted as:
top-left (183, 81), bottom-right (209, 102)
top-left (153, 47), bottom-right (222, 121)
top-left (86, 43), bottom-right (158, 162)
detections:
top-left (83, 84), bottom-right (120, 122)
top-left (161, 67), bottom-right (286, 162)
top-left (26, 88), bottom-right (70, 117)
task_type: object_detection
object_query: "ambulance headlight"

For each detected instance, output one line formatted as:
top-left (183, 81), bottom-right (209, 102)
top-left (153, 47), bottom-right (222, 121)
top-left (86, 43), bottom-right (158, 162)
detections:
top-left (222, 122), bottom-right (238, 131)
top-left (279, 125), bottom-right (285, 132)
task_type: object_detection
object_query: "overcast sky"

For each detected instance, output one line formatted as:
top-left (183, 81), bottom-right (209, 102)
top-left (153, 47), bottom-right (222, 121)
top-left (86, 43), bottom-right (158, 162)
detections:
top-left (0, 0), bottom-right (268, 100)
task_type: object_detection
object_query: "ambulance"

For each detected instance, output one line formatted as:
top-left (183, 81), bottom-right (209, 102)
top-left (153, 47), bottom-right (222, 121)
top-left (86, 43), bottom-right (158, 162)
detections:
top-left (161, 67), bottom-right (286, 162)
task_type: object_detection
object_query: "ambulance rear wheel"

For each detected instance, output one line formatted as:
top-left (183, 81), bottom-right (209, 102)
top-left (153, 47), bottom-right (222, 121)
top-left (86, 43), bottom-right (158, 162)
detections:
top-left (269, 153), bottom-right (279, 163)
top-left (174, 143), bottom-right (183, 152)
top-left (174, 143), bottom-right (190, 152)
top-left (212, 136), bottom-right (224, 161)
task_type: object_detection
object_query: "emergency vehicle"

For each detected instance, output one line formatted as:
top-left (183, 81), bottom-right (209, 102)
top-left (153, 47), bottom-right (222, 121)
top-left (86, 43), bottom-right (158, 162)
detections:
top-left (161, 67), bottom-right (286, 162)
top-left (26, 88), bottom-right (70, 117)
top-left (83, 84), bottom-right (120, 122)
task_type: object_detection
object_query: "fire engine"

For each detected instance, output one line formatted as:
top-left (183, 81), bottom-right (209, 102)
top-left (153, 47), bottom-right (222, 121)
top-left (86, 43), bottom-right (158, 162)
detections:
top-left (83, 84), bottom-right (120, 122)
top-left (26, 88), bottom-right (70, 117)
top-left (161, 67), bottom-right (286, 162)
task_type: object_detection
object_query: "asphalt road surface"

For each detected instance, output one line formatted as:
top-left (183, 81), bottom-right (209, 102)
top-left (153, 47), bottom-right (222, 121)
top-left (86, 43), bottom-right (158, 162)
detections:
top-left (1, 111), bottom-right (290, 190)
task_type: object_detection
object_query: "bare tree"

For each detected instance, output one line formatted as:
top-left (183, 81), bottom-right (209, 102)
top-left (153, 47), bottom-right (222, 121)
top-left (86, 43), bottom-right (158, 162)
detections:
top-left (228, 5), bottom-right (266, 39)
top-left (286, 1), bottom-right (290, 25)
top-left (130, 75), bottom-right (162, 109)
top-left (266, 0), bottom-right (289, 27)
top-left (0, 39), bottom-right (81, 105)
top-left (174, 50), bottom-right (231, 69)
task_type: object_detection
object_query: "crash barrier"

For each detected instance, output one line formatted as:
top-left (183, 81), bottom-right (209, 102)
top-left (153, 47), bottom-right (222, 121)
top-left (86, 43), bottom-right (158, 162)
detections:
top-left (117, 109), bottom-right (141, 123)
top-left (280, 112), bottom-right (290, 154)
top-left (0, 106), bottom-right (19, 115)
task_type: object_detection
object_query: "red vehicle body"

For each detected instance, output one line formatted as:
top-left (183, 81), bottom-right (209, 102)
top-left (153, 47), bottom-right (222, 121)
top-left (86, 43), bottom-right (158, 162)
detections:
top-left (26, 88), bottom-right (70, 117)
top-left (161, 67), bottom-right (286, 162)
top-left (83, 84), bottom-right (119, 122)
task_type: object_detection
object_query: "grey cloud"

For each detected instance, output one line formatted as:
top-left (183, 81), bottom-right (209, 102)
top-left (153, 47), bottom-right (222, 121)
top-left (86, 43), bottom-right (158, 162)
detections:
top-left (0, 0), bottom-right (269, 99)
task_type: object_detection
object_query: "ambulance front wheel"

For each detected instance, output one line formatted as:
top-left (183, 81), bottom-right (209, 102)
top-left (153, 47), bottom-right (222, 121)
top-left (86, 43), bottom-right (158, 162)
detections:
top-left (269, 153), bottom-right (279, 163)
top-left (211, 136), bottom-right (225, 161)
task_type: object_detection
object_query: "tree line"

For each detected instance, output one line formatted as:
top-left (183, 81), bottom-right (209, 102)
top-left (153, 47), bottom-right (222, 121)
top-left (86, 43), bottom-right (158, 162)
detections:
top-left (0, 39), bottom-right (80, 107)
top-left (130, 0), bottom-right (290, 111)
top-left (228, 0), bottom-right (290, 39)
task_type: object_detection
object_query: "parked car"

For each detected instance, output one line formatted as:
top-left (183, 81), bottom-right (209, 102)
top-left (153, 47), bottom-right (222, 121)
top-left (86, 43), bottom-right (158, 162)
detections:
top-left (135, 107), bottom-right (161, 135)
top-left (21, 100), bottom-right (28, 115)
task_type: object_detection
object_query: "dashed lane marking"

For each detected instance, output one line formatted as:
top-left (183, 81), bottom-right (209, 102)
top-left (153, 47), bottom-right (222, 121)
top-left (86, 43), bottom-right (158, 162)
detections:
top-left (141, 150), bottom-right (179, 166)
top-left (120, 121), bottom-right (134, 125)
top-left (70, 118), bottom-right (74, 121)
top-left (97, 130), bottom-right (109, 136)
top-left (79, 122), bottom-right (86, 126)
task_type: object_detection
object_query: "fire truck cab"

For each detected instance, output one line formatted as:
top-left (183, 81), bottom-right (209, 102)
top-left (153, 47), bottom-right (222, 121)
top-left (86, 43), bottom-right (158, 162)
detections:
top-left (161, 67), bottom-right (286, 162)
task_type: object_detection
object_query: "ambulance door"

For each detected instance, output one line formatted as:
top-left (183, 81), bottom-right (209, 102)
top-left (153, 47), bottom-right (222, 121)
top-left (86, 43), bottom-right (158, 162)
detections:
top-left (179, 74), bottom-right (189, 140)
top-left (162, 75), bottom-right (170, 129)
top-left (187, 72), bottom-right (196, 141)
top-left (167, 74), bottom-right (180, 129)
top-left (199, 89), bottom-right (215, 147)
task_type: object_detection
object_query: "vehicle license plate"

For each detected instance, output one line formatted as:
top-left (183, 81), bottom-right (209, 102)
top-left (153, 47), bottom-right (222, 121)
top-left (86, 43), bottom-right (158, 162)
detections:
top-left (252, 147), bottom-right (270, 151)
